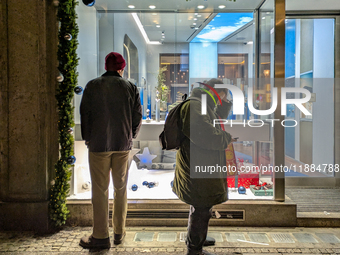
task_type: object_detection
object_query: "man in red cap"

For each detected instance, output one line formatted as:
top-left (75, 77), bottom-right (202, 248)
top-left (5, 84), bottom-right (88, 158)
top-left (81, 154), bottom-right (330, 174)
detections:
top-left (79, 52), bottom-right (142, 249)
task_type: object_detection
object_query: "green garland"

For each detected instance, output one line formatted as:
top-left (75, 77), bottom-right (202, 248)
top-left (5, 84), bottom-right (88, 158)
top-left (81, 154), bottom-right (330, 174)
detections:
top-left (49, 0), bottom-right (79, 227)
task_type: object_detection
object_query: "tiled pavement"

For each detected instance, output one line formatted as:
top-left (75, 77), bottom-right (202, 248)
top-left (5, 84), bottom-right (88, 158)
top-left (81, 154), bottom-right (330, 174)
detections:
top-left (1, 227), bottom-right (340, 254)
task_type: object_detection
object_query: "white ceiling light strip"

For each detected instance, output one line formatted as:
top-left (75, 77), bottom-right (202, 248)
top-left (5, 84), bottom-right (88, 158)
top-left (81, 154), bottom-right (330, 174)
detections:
top-left (131, 13), bottom-right (161, 45)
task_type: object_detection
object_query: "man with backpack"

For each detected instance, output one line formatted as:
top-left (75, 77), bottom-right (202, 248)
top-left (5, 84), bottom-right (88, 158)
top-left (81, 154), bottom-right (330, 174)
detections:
top-left (171, 79), bottom-right (235, 255)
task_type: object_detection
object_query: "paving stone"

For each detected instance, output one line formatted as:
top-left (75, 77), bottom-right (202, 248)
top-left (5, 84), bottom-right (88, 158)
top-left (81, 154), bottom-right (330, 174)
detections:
top-left (300, 248), bottom-right (312, 253)
top-left (126, 247), bottom-right (134, 252)
top-left (167, 248), bottom-right (175, 252)
top-left (309, 249), bottom-right (321, 254)
top-left (245, 248), bottom-right (256, 253)
top-left (319, 248), bottom-right (330, 254)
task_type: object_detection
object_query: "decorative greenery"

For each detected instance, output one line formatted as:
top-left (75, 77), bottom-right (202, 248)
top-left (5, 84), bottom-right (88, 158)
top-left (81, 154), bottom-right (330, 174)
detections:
top-left (156, 66), bottom-right (170, 102)
top-left (49, 0), bottom-right (79, 227)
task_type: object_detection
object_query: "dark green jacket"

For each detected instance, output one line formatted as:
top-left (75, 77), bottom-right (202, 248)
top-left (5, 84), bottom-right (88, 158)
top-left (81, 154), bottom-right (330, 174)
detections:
top-left (172, 88), bottom-right (232, 207)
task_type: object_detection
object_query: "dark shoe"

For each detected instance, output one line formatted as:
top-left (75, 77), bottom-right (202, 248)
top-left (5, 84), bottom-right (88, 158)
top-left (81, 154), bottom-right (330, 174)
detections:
top-left (114, 232), bottom-right (126, 245)
top-left (203, 236), bottom-right (215, 246)
top-left (79, 235), bottom-right (110, 249)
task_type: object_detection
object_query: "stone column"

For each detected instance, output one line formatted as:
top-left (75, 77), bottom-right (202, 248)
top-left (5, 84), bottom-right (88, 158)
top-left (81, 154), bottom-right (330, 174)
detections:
top-left (0, 0), bottom-right (59, 233)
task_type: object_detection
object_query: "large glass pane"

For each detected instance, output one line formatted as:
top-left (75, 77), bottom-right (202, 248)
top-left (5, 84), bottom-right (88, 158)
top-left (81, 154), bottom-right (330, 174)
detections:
top-left (284, 18), bottom-right (335, 178)
top-left (71, 0), bottom-right (275, 201)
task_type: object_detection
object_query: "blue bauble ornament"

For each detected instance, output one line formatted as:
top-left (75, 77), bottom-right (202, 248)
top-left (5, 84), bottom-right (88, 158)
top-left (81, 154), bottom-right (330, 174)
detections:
top-left (142, 181), bottom-right (148, 186)
top-left (147, 182), bottom-right (155, 188)
top-left (170, 181), bottom-right (174, 188)
top-left (74, 86), bottom-right (83, 95)
top-left (131, 184), bottom-right (138, 191)
top-left (82, 0), bottom-right (95, 6)
top-left (238, 186), bottom-right (246, 194)
top-left (67, 156), bottom-right (76, 165)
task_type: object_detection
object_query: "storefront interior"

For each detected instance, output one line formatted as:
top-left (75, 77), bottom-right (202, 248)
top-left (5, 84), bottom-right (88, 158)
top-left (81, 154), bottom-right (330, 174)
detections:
top-left (69, 0), bottom-right (339, 207)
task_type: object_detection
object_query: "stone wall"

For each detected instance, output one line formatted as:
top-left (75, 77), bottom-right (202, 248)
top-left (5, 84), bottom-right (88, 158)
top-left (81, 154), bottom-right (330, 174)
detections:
top-left (0, 0), bottom-right (59, 233)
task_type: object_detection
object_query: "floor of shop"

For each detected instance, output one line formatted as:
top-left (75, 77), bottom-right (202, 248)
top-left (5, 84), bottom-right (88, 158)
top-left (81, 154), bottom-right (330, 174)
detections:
top-left (1, 227), bottom-right (340, 254)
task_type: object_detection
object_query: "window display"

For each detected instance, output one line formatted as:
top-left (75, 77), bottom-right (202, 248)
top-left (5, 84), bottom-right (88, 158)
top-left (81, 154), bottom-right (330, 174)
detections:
top-left (70, 3), bottom-right (279, 201)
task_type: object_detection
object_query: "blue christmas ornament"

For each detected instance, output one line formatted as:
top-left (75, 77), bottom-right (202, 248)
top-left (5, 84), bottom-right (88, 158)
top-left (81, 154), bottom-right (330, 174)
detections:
top-left (131, 184), bottom-right (138, 191)
top-left (238, 186), bottom-right (246, 194)
top-left (67, 156), bottom-right (76, 165)
top-left (147, 182), bottom-right (156, 188)
top-left (82, 0), bottom-right (95, 6)
top-left (74, 86), bottom-right (83, 95)
top-left (142, 181), bottom-right (148, 186)
top-left (170, 181), bottom-right (174, 188)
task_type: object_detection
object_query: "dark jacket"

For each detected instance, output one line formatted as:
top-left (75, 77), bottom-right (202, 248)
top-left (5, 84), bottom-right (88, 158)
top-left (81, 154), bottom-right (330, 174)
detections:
top-left (172, 88), bottom-right (232, 207)
top-left (80, 71), bottom-right (142, 152)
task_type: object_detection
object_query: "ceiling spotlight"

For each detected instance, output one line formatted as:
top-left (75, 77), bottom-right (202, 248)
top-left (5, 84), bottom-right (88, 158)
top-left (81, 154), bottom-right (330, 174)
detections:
top-left (152, 13), bottom-right (157, 15)
top-left (262, 17), bottom-right (266, 20)
top-left (156, 25), bottom-right (160, 28)
top-left (162, 36), bottom-right (165, 38)
top-left (194, 27), bottom-right (199, 30)
top-left (128, 5), bottom-right (135, 8)
top-left (195, 13), bottom-right (198, 15)
top-left (197, 5), bottom-right (205, 9)
top-left (149, 5), bottom-right (156, 9)
top-left (218, 5), bottom-right (226, 9)
top-left (193, 23), bottom-right (196, 25)
top-left (197, 15), bottom-right (202, 17)
top-left (194, 18), bottom-right (197, 21)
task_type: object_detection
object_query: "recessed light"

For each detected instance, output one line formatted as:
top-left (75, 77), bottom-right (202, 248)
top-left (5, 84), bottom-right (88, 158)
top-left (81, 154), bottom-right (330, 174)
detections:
top-left (152, 13), bottom-right (157, 16)
top-left (128, 5), bottom-right (135, 8)
top-left (156, 25), bottom-right (160, 28)
top-left (194, 18), bottom-right (197, 21)
top-left (149, 5), bottom-right (156, 9)
top-left (193, 23), bottom-right (196, 25)
top-left (197, 5), bottom-right (205, 9)
top-left (162, 35), bottom-right (165, 38)
top-left (262, 17), bottom-right (266, 19)
top-left (195, 13), bottom-right (198, 15)
top-left (194, 27), bottom-right (198, 29)
top-left (218, 5), bottom-right (226, 9)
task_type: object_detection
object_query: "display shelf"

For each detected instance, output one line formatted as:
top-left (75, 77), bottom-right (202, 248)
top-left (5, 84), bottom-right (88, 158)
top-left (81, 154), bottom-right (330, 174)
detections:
top-left (68, 161), bottom-right (273, 200)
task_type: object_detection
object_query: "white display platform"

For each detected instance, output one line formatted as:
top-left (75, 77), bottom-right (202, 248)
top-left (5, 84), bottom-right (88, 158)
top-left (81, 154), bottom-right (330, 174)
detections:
top-left (69, 161), bottom-right (273, 200)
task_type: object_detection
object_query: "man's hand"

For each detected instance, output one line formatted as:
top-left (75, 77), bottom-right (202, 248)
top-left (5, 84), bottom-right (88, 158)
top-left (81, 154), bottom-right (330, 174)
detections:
top-left (231, 137), bottom-right (238, 143)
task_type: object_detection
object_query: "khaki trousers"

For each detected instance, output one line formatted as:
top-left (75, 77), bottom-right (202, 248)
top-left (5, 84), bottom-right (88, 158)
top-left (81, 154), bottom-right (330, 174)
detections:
top-left (89, 151), bottom-right (130, 239)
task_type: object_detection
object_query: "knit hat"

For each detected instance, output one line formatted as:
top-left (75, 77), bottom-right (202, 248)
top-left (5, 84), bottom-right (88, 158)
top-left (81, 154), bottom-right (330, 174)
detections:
top-left (105, 52), bottom-right (126, 71)
top-left (204, 78), bottom-right (225, 93)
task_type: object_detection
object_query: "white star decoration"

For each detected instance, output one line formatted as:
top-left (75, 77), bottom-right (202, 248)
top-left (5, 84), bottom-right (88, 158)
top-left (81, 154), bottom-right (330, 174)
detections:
top-left (135, 147), bottom-right (157, 169)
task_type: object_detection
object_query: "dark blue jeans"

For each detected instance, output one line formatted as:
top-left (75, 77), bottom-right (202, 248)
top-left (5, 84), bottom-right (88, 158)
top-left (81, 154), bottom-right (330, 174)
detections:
top-left (186, 205), bottom-right (212, 255)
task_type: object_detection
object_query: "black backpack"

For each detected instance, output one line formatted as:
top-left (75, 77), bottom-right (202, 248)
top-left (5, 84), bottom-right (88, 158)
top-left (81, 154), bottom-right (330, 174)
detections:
top-left (159, 96), bottom-right (200, 150)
